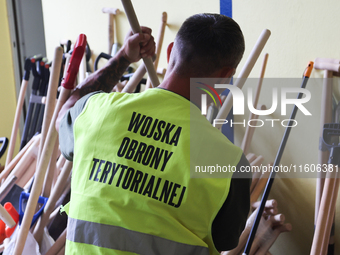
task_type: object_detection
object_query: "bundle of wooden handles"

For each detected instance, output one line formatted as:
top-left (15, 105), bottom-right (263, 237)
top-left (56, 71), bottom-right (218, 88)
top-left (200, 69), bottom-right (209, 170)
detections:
top-left (310, 57), bottom-right (340, 255)
top-left (12, 34), bottom-right (87, 255)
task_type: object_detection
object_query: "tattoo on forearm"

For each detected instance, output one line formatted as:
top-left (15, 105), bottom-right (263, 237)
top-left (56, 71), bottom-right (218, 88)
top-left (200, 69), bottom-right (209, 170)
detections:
top-left (78, 54), bottom-right (130, 97)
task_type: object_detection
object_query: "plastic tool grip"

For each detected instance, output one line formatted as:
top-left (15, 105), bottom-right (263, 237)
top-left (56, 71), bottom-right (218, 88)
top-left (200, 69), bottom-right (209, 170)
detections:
top-left (30, 54), bottom-right (43, 64)
top-left (61, 34), bottom-right (87, 90)
top-left (23, 58), bottom-right (32, 81)
top-left (4, 202), bottom-right (19, 238)
top-left (304, 61), bottom-right (314, 77)
top-left (19, 192), bottom-right (48, 228)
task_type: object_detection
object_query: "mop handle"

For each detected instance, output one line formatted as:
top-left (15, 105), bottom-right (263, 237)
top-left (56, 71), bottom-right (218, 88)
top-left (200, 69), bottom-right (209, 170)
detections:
top-left (243, 61), bottom-right (314, 255)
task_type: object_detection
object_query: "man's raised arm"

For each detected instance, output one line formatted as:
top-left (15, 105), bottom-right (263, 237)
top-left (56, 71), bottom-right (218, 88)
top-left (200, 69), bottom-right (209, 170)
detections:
top-left (56, 26), bottom-right (155, 130)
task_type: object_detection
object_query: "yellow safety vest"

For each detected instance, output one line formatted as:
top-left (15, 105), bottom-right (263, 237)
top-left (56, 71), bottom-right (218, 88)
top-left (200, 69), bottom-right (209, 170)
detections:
top-left (66, 89), bottom-right (243, 255)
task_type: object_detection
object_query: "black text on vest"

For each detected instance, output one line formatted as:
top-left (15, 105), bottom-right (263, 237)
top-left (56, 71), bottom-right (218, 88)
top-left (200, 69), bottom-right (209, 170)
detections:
top-left (128, 112), bottom-right (182, 146)
top-left (89, 158), bottom-right (186, 208)
top-left (117, 137), bottom-right (173, 172)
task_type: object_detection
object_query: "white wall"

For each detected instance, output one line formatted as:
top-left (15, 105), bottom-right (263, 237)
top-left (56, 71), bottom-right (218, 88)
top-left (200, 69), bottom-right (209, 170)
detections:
top-left (42, 0), bottom-right (219, 74)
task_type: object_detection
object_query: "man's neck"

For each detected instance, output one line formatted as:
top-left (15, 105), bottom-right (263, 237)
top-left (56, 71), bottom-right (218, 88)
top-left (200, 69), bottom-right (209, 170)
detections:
top-left (158, 74), bottom-right (191, 101)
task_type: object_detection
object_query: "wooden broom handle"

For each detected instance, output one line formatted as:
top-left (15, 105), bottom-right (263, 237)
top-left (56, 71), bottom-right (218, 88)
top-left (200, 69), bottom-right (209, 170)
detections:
top-left (251, 53), bottom-right (268, 113)
top-left (250, 167), bottom-right (271, 204)
top-left (78, 53), bottom-right (87, 83)
top-left (315, 70), bottom-right (333, 225)
top-left (310, 170), bottom-right (340, 255)
top-left (41, 139), bottom-right (60, 198)
top-left (314, 61), bottom-right (340, 72)
top-left (315, 58), bottom-right (340, 64)
top-left (0, 134), bottom-right (37, 183)
top-left (102, 7), bottom-right (120, 15)
top-left (102, 8), bottom-right (120, 54)
top-left (254, 223), bottom-right (292, 255)
top-left (122, 63), bottom-right (146, 93)
top-left (34, 160), bottom-right (73, 245)
top-left (0, 204), bottom-right (15, 228)
top-left (38, 47), bottom-right (64, 162)
top-left (249, 155), bottom-right (264, 193)
top-left (321, 178), bottom-right (340, 255)
top-left (246, 153), bottom-right (257, 163)
top-left (121, 0), bottom-right (160, 87)
top-left (44, 228), bottom-right (67, 255)
top-left (154, 12), bottom-right (167, 73)
top-left (121, 54), bottom-right (156, 93)
top-left (252, 199), bottom-right (277, 211)
top-left (319, 178), bottom-right (340, 254)
top-left (215, 29), bottom-right (271, 128)
top-left (241, 105), bottom-right (267, 154)
top-left (145, 12), bottom-right (167, 89)
top-left (6, 135), bottom-right (40, 184)
top-left (5, 59), bottom-right (31, 167)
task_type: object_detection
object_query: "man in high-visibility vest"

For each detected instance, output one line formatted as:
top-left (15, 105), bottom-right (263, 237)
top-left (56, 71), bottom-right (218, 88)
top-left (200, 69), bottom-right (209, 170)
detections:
top-left (57, 13), bottom-right (250, 255)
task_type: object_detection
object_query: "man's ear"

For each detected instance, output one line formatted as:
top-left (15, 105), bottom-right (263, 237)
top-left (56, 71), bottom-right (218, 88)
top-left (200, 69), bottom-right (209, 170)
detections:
top-left (167, 42), bottom-right (174, 63)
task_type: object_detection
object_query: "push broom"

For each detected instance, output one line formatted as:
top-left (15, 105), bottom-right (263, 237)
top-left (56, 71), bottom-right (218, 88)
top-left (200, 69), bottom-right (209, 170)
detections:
top-left (242, 61), bottom-right (314, 255)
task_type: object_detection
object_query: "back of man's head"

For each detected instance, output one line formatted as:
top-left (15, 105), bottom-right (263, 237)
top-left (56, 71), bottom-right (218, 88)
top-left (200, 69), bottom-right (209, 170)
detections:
top-left (173, 13), bottom-right (245, 77)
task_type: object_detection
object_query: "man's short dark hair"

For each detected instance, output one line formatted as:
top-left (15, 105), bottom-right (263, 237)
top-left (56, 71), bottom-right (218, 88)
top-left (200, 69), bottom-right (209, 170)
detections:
top-left (175, 13), bottom-right (245, 76)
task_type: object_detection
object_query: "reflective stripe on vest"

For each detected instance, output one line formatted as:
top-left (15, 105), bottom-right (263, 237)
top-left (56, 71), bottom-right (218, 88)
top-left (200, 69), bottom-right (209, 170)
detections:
top-left (67, 217), bottom-right (209, 255)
